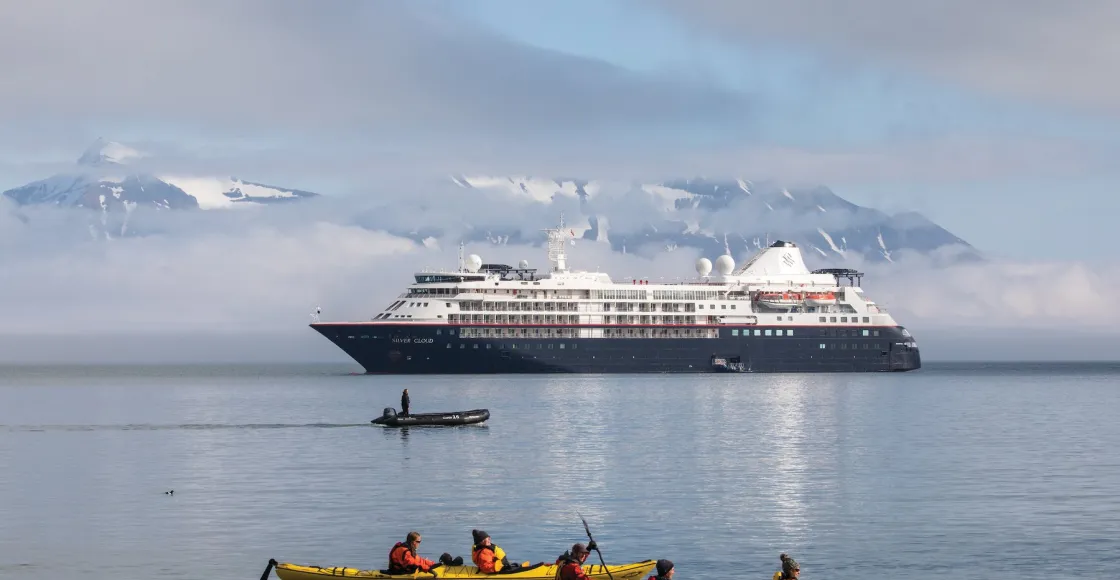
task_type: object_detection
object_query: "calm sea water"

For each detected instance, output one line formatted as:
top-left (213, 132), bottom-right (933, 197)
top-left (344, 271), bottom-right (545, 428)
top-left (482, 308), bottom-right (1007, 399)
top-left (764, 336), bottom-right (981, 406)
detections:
top-left (1, 362), bottom-right (1118, 580)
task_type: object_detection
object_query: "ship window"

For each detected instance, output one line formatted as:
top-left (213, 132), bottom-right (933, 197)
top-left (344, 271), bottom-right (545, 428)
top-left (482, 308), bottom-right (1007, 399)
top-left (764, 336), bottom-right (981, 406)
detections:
top-left (819, 317), bottom-right (826, 323)
top-left (820, 343), bottom-right (826, 349)
top-left (446, 344), bottom-right (451, 348)
top-left (731, 305), bottom-right (736, 309)
top-left (776, 330), bottom-right (783, 336)
top-left (830, 316), bottom-right (837, 322)
top-left (862, 317), bottom-right (870, 323)
top-left (764, 329), bottom-right (772, 336)
top-left (450, 330), bottom-right (455, 335)
top-left (511, 344), bottom-right (516, 349)
top-left (473, 344), bottom-right (479, 349)
top-left (732, 329), bottom-right (739, 336)
top-left (787, 329), bottom-right (794, 336)
top-left (486, 344), bottom-right (491, 349)
top-left (873, 330), bottom-right (880, 337)
top-left (446, 303), bottom-right (452, 308)
top-left (698, 305), bottom-right (704, 309)
top-left (460, 344), bottom-right (465, 349)
top-left (862, 330), bottom-right (869, 336)
top-left (721, 305), bottom-right (726, 309)
top-left (436, 329), bottom-right (442, 335)
top-left (754, 329), bottom-right (761, 336)
top-left (841, 316), bottom-right (848, 323)
top-left (840, 343), bottom-right (847, 349)
top-left (548, 344), bottom-right (553, 349)
top-left (572, 344), bottom-right (578, 349)
top-left (560, 344), bottom-right (565, 349)
top-left (424, 302), bottom-right (429, 307)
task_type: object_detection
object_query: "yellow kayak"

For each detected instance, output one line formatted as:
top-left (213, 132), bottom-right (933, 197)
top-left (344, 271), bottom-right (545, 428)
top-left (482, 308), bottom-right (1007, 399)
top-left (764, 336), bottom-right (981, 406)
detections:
top-left (264, 559), bottom-right (657, 580)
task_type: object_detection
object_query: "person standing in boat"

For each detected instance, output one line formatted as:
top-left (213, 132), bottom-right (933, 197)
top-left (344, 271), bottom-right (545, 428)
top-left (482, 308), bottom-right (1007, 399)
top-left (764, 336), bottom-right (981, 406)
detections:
top-left (401, 388), bottom-right (411, 416)
top-left (389, 531), bottom-right (436, 574)
top-left (555, 542), bottom-right (595, 580)
top-left (471, 529), bottom-right (520, 573)
top-left (772, 553), bottom-right (799, 580)
top-left (648, 560), bottom-right (673, 580)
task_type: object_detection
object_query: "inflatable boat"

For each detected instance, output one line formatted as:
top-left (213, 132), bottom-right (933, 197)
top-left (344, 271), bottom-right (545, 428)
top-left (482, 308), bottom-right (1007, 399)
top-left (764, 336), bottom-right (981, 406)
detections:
top-left (371, 407), bottom-right (490, 427)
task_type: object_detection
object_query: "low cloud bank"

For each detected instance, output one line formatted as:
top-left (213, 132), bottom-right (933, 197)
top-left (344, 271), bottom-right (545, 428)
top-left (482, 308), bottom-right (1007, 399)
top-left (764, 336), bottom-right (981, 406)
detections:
top-left (1, 199), bottom-right (1117, 362)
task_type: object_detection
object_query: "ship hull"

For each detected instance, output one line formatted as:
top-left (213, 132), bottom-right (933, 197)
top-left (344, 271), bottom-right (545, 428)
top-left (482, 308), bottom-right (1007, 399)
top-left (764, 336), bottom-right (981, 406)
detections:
top-left (311, 323), bottom-right (921, 374)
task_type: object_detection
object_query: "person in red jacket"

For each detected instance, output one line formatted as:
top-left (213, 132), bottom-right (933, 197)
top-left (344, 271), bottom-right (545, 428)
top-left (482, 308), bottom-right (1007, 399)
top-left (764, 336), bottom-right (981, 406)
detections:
top-left (555, 542), bottom-right (595, 580)
top-left (648, 559), bottom-right (673, 580)
top-left (389, 531), bottom-right (436, 574)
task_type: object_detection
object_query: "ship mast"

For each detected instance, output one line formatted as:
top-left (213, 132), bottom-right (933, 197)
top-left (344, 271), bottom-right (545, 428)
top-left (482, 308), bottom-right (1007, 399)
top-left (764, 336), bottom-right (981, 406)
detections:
top-left (543, 212), bottom-right (573, 273)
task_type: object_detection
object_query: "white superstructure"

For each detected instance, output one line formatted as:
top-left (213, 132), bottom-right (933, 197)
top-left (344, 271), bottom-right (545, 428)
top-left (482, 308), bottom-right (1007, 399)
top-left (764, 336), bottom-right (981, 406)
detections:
top-left (370, 217), bottom-right (901, 339)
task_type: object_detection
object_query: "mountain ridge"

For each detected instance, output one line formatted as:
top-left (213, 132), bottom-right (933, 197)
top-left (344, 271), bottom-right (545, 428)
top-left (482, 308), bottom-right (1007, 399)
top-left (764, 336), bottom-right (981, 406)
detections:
top-left (448, 175), bottom-right (978, 265)
top-left (2, 140), bottom-right (320, 213)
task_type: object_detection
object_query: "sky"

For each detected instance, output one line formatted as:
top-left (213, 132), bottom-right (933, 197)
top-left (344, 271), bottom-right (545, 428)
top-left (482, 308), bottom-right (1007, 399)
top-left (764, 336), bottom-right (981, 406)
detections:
top-left (1, 0), bottom-right (1119, 361)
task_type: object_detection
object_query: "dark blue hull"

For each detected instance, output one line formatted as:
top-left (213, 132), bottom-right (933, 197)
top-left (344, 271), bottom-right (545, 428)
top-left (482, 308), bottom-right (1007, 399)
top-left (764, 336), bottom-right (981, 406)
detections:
top-left (311, 323), bottom-right (921, 374)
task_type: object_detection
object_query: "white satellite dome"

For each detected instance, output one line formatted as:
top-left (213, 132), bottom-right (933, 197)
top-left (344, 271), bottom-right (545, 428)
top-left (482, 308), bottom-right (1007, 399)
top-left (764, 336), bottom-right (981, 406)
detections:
top-left (465, 254), bottom-right (483, 273)
top-left (518, 259), bottom-right (529, 269)
top-left (696, 257), bottom-right (712, 277)
top-left (714, 254), bottom-right (735, 276)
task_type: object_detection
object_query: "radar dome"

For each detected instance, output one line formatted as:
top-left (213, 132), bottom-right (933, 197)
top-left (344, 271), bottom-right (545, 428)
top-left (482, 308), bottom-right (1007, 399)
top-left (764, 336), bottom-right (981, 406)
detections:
top-left (696, 257), bottom-right (712, 277)
top-left (518, 259), bottom-right (529, 269)
top-left (714, 254), bottom-right (735, 276)
top-left (465, 254), bottom-right (483, 272)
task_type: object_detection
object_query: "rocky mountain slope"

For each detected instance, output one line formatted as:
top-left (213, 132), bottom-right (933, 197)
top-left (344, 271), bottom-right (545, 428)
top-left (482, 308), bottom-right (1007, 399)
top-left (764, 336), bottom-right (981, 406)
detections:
top-left (2, 139), bottom-right (319, 212)
top-left (449, 176), bottom-right (977, 264)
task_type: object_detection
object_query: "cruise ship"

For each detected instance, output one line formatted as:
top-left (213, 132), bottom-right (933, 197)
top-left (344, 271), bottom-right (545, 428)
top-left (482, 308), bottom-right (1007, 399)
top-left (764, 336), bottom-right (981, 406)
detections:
top-left (310, 218), bottom-right (921, 373)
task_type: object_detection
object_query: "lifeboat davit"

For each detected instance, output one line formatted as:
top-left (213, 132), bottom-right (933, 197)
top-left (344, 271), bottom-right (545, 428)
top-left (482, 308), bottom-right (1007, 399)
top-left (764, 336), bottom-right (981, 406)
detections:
top-left (756, 291), bottom-right (803, 309)
top-left (804, 291), bottom-right (838, 306)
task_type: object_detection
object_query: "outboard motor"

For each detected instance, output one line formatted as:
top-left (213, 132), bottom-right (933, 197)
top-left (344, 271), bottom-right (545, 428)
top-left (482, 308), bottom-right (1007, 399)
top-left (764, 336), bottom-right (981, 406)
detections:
top-left (382, 407), bottom-right (397, 419)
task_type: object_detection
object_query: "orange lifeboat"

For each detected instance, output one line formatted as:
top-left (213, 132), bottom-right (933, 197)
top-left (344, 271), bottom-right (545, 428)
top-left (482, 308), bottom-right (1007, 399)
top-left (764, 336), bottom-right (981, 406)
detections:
top-left (804, 291), bottom-right (838, 306)
top-left (756, 291), bottom-right (803, 309)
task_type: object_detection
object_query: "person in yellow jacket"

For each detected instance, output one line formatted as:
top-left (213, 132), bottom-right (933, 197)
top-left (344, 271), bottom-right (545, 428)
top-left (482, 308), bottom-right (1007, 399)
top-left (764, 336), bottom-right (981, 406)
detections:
top-left (471, 529), bottom-right (524, 573)
top-left (772, 553), bottom-right (799, 580)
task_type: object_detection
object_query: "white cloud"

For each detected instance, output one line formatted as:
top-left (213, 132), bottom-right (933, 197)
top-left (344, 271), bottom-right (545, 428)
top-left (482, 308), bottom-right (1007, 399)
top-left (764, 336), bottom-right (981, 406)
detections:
top-left (0, 1), bottom-right (750, 145)
top-left (2, 195), bottom-right (1117, 361)
top-left (661, 0), bottom-right (1120, 116)
top-left (840, 250), bottom-right (1120, 332)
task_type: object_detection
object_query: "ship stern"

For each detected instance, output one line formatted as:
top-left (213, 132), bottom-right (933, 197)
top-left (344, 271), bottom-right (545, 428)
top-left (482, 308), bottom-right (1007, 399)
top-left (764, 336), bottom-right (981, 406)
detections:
top-left (889, 326), bottom-right (921, 371)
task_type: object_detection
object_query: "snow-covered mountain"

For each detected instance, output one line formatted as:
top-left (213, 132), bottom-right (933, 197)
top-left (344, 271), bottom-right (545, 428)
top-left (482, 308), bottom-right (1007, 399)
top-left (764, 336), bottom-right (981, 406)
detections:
top-left (1, 140), bottom-right (975, 265)
top-left (448, 175), bottom-right (978, 264)
top-left (2, 139), bottom-right (320, 212)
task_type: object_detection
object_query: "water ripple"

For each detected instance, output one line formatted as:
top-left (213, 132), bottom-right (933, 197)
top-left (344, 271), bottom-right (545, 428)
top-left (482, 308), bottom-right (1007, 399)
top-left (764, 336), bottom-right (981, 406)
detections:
top-left (1, 363), bottom-right (1119, 580)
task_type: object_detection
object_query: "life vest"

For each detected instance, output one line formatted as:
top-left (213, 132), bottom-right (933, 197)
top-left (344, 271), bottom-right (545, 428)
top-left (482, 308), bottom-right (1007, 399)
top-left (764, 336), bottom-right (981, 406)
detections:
top-left (472, 543), bottom-right (508, 573)
top-left (554, 554), bottom-right (587, 580)
top-left (389, 542), bottom-right (420, 574)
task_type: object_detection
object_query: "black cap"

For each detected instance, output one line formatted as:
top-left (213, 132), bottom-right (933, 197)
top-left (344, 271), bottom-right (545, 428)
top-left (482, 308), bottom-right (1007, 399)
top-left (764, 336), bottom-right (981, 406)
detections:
top-left (655, 560), bottom-right (674, 576)
top-left (472, 529), bottom-right (490, 544)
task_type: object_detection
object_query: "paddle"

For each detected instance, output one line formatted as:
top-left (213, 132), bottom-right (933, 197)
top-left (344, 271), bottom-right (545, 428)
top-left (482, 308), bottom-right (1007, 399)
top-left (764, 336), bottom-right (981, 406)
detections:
top-left (258, 558), bottom-right (277, 580)
top-left (577, 513), bottom-right (614, 580)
